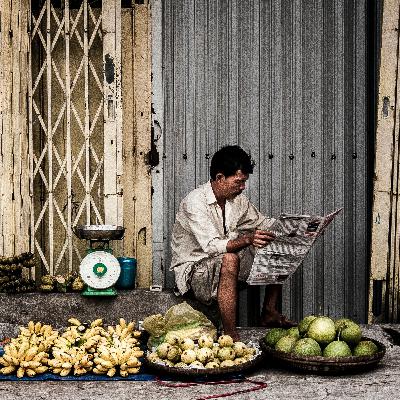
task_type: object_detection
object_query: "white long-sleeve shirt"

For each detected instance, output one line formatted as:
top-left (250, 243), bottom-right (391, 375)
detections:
top-left (171, 181), bottom-right (274, 295)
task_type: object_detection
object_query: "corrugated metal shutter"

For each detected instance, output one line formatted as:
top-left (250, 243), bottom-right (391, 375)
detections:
top-left (156, 0), bottom-right (373, 324)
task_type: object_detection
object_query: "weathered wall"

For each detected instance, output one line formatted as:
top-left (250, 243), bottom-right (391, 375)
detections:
top-left (370, 0), bottom-right (400, 323)
top-left (0, 0), bottom-right (31, 257)
top-left (121, 4), bottom-right (153, 288)
top-left (156, 0), bottom-right (372, 324)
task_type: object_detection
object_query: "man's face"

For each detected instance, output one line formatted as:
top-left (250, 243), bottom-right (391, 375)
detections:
top-left (217, 170), bottom-right (249, 200)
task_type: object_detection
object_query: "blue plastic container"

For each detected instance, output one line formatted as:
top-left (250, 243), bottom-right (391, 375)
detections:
top-left (116, 257), bottom-right (137, 289)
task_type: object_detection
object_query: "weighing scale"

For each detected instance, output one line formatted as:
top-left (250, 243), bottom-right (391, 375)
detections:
top-left (73, 225), bottom-right (125, 296)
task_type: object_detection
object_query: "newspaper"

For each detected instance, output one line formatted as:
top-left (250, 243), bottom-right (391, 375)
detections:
top-left (246, 208), bottom-right (342, 285)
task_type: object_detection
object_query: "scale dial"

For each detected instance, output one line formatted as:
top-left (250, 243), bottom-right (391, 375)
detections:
top-left (79, 251), bottom-right (121, 289)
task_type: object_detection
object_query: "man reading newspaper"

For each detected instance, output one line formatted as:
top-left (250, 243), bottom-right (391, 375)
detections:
top-left (170, 145), bottom-right (296, 340)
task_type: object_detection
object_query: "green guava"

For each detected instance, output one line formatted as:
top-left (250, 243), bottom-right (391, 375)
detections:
top-left (166, 345), bottom-right (182, 363)
top-left (338, 321), bottom-right (362, 346)
top-left (264, 328), bottom-right (287, 347)
top-left (353, 340), bottom-right (379, 357)
top-left (298, 316), bottom-right (317, 335)
top-left (286, 327), bottom-right (300, 339)
top-left (232, 342), bottom-right (247, 357)
top-left (334, 318), bottom-right (354, 331)
top-left (307, 316), bottom-right (336, 345)
top-left (323, 340), bottom-right (352, 358)
top-left (292, 338), bottom-right (322, 357)
top-left (217, 347), bottom-right (236, 361)
top-left (156, 342), bottom-right (172, 359)
top-left (275, 335), bottom-right (297, 353)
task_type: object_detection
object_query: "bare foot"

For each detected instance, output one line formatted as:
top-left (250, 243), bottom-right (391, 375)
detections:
top-left (260, 313), bottom-right (297, 328)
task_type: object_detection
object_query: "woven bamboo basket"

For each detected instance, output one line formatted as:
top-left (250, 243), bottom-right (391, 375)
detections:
top-left (259, 336), bottom-right (386, 375)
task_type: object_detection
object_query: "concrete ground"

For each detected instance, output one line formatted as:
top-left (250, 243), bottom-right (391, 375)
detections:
top-left (0, 292), bottom-right (399, 399)
top-left (0, 324), bottom-right (399, 400)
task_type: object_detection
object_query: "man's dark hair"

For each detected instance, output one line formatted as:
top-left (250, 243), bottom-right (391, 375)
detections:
top-left (210, 145), bottom-right (255, 180)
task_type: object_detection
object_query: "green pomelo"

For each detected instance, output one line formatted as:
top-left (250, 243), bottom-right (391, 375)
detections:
top-left (292, 338), bottom-right (322, 357)
top-left (298, 316), bottom-right (317, 335)
top-left (286, 327), bottom-right (300, 339)
top-left (339, 321), bottom-right (362, 346)
top-left (323, 341), bottom-right (352, 358)
top-left (275, 336), bottom-right (297, 353)
top-left (264, 328), bottom-right (287, 347)
top-left (353, 340), bottom-right (378, 357)
top-left (307, 316), bottom-right (336, 345)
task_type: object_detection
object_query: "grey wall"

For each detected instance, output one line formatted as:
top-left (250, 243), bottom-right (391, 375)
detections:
top-left (158, 0), bottom-right (372, 324)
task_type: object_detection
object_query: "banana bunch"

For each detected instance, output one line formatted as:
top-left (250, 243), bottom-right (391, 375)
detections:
top-left (93, 318), bottom-right (143, 377)
top-left (48, 346), bottom-right (94, 376)
top-left (49, 318), bottom-right (108, 376)
top-left (0, 321), bottom-right (58, 378)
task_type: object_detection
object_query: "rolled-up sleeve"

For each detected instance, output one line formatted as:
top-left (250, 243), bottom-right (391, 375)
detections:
top-left (236, 197), bottom-right (273, 231)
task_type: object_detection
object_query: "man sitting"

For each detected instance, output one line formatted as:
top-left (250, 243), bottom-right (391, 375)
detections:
top-left (170, 145), bottom-right (295, 339)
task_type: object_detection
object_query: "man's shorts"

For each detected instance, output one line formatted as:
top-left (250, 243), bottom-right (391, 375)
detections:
top-left (189, 246), bottom-right (255, 305)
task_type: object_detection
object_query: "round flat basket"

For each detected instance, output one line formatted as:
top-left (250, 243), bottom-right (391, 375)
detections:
top-left (259, 337), bottom-right (386, 375)
top-left (144, 353), bottom-right (264, 379)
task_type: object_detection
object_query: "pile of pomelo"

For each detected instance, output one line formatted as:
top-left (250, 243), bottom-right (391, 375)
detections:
top-left (264, 316), bottom-right (379, 358)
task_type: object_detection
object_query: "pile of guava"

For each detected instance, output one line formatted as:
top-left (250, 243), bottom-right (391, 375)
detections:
top-left (147, 334), bottom-right (258, 369)
top-left (264, 315), bottom-right (379, 359)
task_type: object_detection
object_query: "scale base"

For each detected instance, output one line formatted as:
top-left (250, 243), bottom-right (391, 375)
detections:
top-left (81, 286), bottom-right (117, 296)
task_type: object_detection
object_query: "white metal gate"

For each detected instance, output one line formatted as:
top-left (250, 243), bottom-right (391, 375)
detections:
top-left (29, 0), bottom-right (122, 276)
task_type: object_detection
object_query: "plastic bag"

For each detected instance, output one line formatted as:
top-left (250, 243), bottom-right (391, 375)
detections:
top-left (142, 301), bottom-right (217, 348)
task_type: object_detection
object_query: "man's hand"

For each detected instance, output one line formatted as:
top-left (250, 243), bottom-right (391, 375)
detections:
top-left (250, 229), bottom-right (276, 248)
top-left (227, 230), bottom-right (276, 253)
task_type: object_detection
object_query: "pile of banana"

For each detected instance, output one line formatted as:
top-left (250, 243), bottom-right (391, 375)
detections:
top-left (0, 318), bottom-right (143, 378)
top-left (48, 318), bottom-right (105, 376)
top-left (93, 318), bottom-right (143, 377)
top-left (0, 321), bottom-right (58, 378)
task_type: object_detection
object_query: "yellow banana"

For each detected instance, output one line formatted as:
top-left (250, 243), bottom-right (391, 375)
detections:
top-left (6, 344), bottom-right (19, 359)
top-left (126, 357), bottom-right (139, 367)
top-left (25, 368), bottom-right (36, 377)
top-left (1, 366), bottom-right (16, 374)
top-left (59, 368), bottom-right (71, 377)
top-left (127, 322), bottom-right (135, 332)
top-left (48, 359), bottom-right (62, 368)
top-left (33, 352), bottom-right (47, 362)
top-left (132, 350), bottom-right (144, 358)
top-left (2, 354), bottom-right (15, 366)
top-left (74, 367), bottom-right (87, 376)
top-left (100, 359), bottom-right (114, 369)
top-left (28, 321), bottom-right (35, 333)
top-left (35, 366), bottom-right (48, 374)
top-left (16, 367), bottom-right (25, 378)
top-left (91, 319), bottom-right (103, 328)
top-left (61, 362), bottom-right (72, 369)
top-left (34, 322), bottom-right (42, 334)
top-left (68, 318), bottom-right (81, 326)
top-left (24, 346), bottom-right (39, 361)
top-left (120, 363), bottom-right (128, 371)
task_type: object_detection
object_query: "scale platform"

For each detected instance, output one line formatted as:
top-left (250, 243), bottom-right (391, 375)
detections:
top-left (81, 286), bottom-right (117, 296)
